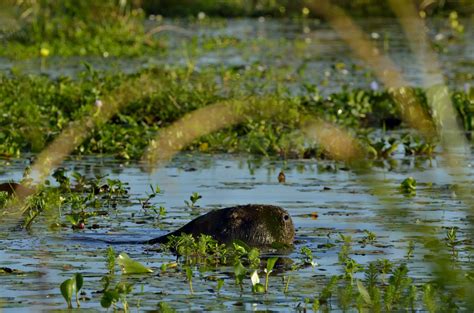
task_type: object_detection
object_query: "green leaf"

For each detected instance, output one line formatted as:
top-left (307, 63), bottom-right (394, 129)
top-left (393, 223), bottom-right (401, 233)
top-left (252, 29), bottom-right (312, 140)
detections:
top-left (60, 278), bottom-right (75, 308)
top-left (356, 280), bottom-right (372, 305)
top-left (74, 273), bottom-right (83, 291)
top-left (117, 252), bottom-right (153, 274)
top-left (266, 257), bottom-right (278, 273)
top-left (116, 281), bottom-right (134, 294)
top-left (234, 261), bottom-right (246, 277)
top-left (232, 241), bottom-right (248, 254)
top-left (234, 260), bottom-right (246, 285)
top-left (66, 214), bottom-right (80, 225)
top-left (253, 283), bottom-right (266, 293)
top-left (100, 290), bottom-right (119, 308)
top-left (185, 266), bottom-right (193, 280)
top-left (106, 246), bottom-right (116, 275)
top-left (216, 279), bottom-right (224, 293)
top-left (157, 301), bottom-right (176, 313)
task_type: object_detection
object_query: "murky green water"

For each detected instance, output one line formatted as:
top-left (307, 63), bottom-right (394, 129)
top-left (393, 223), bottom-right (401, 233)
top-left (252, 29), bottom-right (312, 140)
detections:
top-left (0, 151), bottom-right (472, 311)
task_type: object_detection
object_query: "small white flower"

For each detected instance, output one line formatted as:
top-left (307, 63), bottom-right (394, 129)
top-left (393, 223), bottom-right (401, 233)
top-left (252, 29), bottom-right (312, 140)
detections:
top-left (371, 32), bottom-right (380, 39)
top-left (370, 81), bottom-right (379, 91)
top-left (464, 83), bottom-right (470, 93)
top-left (198, 12), bottom-right (206, 20)
top-left (311, 261), bottom-right (319, 267)
top-left (250, 270), bottom-right (260, 286)
top-left (95, 99), bottom-right (103, 108)
top-left (435, 33), bottom-right (444, 41)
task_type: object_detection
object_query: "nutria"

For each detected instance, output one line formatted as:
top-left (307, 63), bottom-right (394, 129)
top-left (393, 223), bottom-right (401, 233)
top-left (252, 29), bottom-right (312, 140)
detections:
top-left (278, 171), bottom-right (286, 183)
top-left (148, 204), bottom-right (295, 247)
top-left (0, 182), bottom-right (35, 198)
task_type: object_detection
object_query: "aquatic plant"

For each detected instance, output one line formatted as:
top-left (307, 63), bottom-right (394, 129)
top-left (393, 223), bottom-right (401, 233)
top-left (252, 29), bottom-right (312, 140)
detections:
top-left (400, 177), bottom-right (417, 195)
top-left (2, 0), bottom-right (161, 58)
top-left (60, 273), bottom-right (83, 309)
top-left (184, 265), bottom-right (194, 294)
top-left (264, 257), bottom-right (278, 292)
top-left (117, 252), bottom-right (153, 274)
top-left (445, 227), bottom-right (460, 259)
top-left (184, 192), bottom-right (202, 208)
top-left (100, 281), bottom-right (134, 312)
top-left (300, 246), bottom-right (318, 267)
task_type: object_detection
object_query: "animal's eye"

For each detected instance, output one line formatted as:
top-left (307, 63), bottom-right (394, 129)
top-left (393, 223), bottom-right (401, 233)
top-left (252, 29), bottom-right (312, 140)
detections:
top-left (283, 215), bottom-right (289, 221)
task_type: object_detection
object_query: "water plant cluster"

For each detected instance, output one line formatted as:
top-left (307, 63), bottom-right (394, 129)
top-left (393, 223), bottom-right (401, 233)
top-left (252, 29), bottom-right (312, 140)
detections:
top-left (1, 0), bottom-right (161, 58)
top-left (0, 67), bottom-right (472, 160)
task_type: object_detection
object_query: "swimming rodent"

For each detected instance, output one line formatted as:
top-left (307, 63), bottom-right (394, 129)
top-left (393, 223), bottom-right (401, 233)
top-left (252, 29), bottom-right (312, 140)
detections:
top-left (1, 183), bottom-right (295, 247)
top-left (0, 182), bottom-right (35, 198)
top-left (147, 204), bottom-right (295, 247)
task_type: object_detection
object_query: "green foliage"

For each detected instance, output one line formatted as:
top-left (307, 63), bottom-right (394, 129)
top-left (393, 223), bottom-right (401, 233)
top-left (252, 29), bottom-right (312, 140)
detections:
top-left (184, 266), bottom-right (194, 294)
top-left (400, 177), bottom-right (417, 195)
top-left (445, 227), bottom-right (460, 259)
top-left (184, 192), bottom-right (202, 208)
top-left (216, 279), bottom-right (224, 294)
top-left (106, 246), bottom-right (116, 276)
top-left (361, 230), bottom-right (377, 245)
top-left (60, 273), bottom-right (83, 309)
top-left (264, 257), bottom-right (278, 292)
top-left (300, 246), bottom-right (317, 267)
top-left (319, 275), bottom-right (339, 304)
top-left (0, 191), bottom-right (12, 208)
top-left (101, 281), bottom-right (134, 312)
top-left (366, 136), bottom-right (399, 159)
top-left (403, 134), bottom-right (436, 156)
top-left (157, 301), bottom-right (176, 312)
top-left (233, 260), bottom-right (246, 291)
top-left (0, 68), bottom-right (472, 160)
top-left (116, 252), bottom-right (153, 274)
top-left (338, 233), bottom-right (352, 263)
top-left (2, 0), bottom-right (160, 58)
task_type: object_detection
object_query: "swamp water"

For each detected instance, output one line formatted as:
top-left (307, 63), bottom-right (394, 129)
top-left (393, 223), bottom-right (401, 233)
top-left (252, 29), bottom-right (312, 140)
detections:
top-left (1, 18), bottom-right (472, 94)
top-left (0, 152), bottom-right (472, 312)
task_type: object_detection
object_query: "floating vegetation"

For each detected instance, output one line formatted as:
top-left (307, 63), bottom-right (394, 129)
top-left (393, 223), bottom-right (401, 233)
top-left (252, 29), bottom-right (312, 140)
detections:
top-left (0, 0), bottom-right (473, 311)
top-left (0, 68), bottom-right (472, 160)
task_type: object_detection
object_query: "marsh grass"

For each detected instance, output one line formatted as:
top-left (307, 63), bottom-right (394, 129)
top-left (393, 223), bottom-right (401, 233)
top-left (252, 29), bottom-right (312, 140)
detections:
top-left (1, 0), bottom-right (161, 58)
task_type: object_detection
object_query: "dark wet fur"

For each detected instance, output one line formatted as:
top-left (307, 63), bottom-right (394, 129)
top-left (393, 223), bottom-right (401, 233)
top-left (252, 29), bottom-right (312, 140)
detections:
top-left (148, 204), bottom-right (295, 247)
top-left (0, 182), bottom-right (35, 198)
